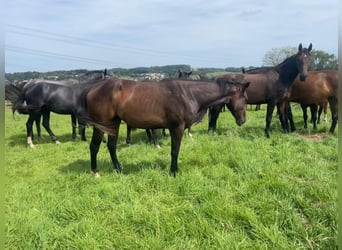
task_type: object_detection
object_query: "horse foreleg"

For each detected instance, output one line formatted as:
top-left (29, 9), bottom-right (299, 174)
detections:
top-left (265, 103), bottom-right (276, 138)
top-left (71, 115), bottom-right (77, 140)
top-left (42, 111), bottom-right (59, 143)
top-left (208, 104), bottom-right (223, 132)
top-left (286, 103), bottom-right (296, 132)
top-left (107, 121), bottom-right (122, 173)
top-left (309, 104), bottom-right (318, 130)
top-left (277, 102), bottom-right (289, 133)
top-left (301, 104), bottom-right (308, 129)
top-left (169, 125), bottom-right (185, 177)
top-left (126, 125), bottom-right (132, 146)
top-left (90, 127), bottom-right (104, 177)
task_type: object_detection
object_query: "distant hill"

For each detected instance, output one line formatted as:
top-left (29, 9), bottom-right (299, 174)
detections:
top-left (5, 64), bottom-right (251, 83)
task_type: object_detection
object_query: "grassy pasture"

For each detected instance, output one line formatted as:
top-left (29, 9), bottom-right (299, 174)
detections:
top-left (5, 104), bottom-right (337, 249)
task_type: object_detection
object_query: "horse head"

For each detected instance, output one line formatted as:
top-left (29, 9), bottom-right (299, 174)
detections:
top-left (296, 43), bottom-right (312, 81)
top-left (224, 80), bottom-right (250, 126)
top-left (178, 69), bottom-right (193, 79)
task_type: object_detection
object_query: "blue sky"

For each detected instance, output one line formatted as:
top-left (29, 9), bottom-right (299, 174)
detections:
top-left (5, 0), bottom-right (338, 73)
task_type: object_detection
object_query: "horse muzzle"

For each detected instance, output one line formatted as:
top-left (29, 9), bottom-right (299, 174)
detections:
top-left (299, 74), bottom-right (307, 81)
top-left (236, 119), bottom-right (245, 126)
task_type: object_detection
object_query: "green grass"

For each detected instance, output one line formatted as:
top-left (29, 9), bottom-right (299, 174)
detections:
top-left (5, 104), bottom-right (337, 249)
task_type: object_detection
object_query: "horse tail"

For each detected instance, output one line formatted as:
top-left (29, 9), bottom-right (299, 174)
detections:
top-left (12, 90), bottom-right (37, 115)
top-left (75, 87), bottom-right (117, 135)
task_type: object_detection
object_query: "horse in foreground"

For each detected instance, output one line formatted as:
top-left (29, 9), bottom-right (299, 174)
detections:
top-left (208, 43), bottom-right (312, 137)
top-left (76, 78), bottom-right (250, 177)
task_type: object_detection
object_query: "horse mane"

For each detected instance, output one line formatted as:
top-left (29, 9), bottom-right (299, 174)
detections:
top-left (244, 66), bottom-right (274, 74)
top-left (274, 54), bottom-right (297, 71)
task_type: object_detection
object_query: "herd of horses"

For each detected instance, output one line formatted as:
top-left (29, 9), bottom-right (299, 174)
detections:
top-left (6, 43), bottom-right (338, 177)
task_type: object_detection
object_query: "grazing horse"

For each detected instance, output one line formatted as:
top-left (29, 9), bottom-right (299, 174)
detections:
top-left (286, 70), bottom-right (338, 133)
top-left (208, 43), bottom-right (312, 137)
top-left (178, 69), bottom-right (193, 79)
top-left (12, 70), bottom-right (107, 148)
top-left (76, 78), bottom-right (250, 177)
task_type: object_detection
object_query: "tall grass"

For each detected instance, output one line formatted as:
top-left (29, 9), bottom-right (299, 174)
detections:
top-left (5, 104), bottom-right (337, 249)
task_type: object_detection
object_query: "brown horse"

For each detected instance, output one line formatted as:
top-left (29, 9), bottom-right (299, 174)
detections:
top-left (76, 78), bottom-right (250, 177)
top-left (126, 69), bottom-right (195, 147)
top-left (208, 43), bottom-right (312, 137)
top-left (286, 70), bottom-right (338, 133)
top-left (297, 102), bottom-right (328, 130)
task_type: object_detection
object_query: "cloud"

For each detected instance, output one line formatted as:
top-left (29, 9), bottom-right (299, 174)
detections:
top-left (5, 0), bottom-right (338, 72)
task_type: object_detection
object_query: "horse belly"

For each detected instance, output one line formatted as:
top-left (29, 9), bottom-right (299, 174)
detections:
top-left (118, 102), bottom-right (167, 129)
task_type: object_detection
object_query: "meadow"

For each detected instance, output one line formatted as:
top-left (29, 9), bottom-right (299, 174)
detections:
top-left (5, 104), bottom-right (337, 249)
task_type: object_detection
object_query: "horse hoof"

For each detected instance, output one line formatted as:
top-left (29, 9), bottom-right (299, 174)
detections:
top-left (28, 144), bottom-right (35, 149)
top-left (92, 172), bottom-right (100, 178)
top-left (55, 140), bottom-right (61, 144)
top-left (155, 144), bottom-right (161, 149)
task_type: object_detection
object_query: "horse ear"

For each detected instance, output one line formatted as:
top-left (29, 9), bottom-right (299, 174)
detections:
top-left (308, 43), bottom-right (312, 51)
top-left (242, 67), bottom-right (245, 74)
top-left (298, 43), bottom-right (303, 51)
top-left (104, 69), bottom-right (107, 76)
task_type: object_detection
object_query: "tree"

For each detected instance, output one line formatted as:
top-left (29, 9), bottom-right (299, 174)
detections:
top-left (310, 50), bottom-right (338, 70)
top-left (262, 46), bottom-right (338, 70)
top-left (262, 46), bottom-right (297, 66)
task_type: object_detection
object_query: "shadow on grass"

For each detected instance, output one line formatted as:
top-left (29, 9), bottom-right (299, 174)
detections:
top-left (59, 157), bottom-right (168, 176)
top-left (6, 133), bottom-right (89, 148)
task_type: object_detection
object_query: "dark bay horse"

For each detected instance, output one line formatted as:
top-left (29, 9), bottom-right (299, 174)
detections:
top-left (125, 69), bottom-right (195, 147)
top-left (76, 78), bottom-right (250, 177)
top-left (12, 70), bottom-right (107, 148)
top-left (286, 70), bottom-right (338, 133)
top-left (208, 43), bottom-right (312, 137)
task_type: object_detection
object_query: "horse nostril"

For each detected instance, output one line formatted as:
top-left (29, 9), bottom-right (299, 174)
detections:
top-left (237, 119), bottom-right (245, 126)
top-left (300, 74), bottom-right (307, 81)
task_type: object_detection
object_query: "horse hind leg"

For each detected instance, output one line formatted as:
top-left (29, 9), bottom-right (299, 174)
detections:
top-left (265, 103), bottom-right (276, 138)
top-left (42, 111), bottom-right (59, 144)
top-left (169, 125), bottom-right (185, 177)
top-left (34, 115), bottom-right (44, 139)
top-left (328, 99), bottom-right (338, 134)
top-left (146, 129), bottom-right (161, 148)
top-left (188, 127), bottom-right (193, 139)
top-left (107, 121), bottom-right (122, 173)
top-left (90, 127), bottom-right (104, 177)
top-left (26, 114), bottom-right (37, 148)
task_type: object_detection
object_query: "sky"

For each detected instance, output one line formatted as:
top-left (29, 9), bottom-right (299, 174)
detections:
top-left (4, 0), bottom-right (338, 73)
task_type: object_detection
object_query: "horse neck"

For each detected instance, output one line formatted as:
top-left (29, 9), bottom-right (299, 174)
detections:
top-left (190, 81), bottom-right (234, 108)
top-left (275, 55), bottom-right (299, 86)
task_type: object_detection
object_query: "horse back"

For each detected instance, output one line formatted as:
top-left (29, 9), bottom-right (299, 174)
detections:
top-left (85, 78), bottom-right (227, 129)
top-left (219, 71), bottom-right (278, 104)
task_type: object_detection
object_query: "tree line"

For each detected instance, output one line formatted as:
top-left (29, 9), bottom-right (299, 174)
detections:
top-left (6, 48), bottom-right (337, 83)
